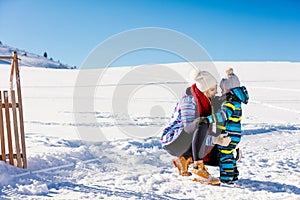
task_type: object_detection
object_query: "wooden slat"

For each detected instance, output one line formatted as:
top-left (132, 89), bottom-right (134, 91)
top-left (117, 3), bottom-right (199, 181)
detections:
top-left (0, 153), bottom-right (23, 160)
top-left (0, 92), bottom-right (6, 162)
top-left (1, 103), bottom-right (19, 108)
top-left (14, 52), bottom-right (27, 168)
top-left (9, 57), bottom-right (15, 91)
top-left (3, 91), bottom-right (14, 165)
top-left (11, 90), bottom-right (22, 167)
top-left (0, 56), bottom-right (13, 60)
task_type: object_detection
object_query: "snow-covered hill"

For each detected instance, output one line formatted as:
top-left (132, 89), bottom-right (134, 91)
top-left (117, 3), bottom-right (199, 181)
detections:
top-left (0, 44), bottom-right (75, 69)
top-left (0, 58), bottom-right (299, 199)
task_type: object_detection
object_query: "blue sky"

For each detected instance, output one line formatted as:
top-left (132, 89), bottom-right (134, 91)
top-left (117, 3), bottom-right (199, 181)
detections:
top-left (0, 0), bottom-right (299, 68)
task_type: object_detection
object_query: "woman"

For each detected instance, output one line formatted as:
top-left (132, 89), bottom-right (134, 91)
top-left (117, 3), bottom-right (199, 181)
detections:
top-left (160, 70), bottom-right (220, 185)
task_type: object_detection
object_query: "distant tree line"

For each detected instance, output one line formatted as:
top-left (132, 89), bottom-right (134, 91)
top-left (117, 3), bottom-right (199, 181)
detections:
top-left (44, 51), bottom-right (53, 61)
top-left (43, 51), bottom-right (76, 69)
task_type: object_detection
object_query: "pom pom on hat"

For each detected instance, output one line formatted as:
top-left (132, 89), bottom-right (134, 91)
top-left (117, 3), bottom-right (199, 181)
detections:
top-left (190, 69), bottom-right (217, 92)
top-left (226, 67), bottom-right (234, 76)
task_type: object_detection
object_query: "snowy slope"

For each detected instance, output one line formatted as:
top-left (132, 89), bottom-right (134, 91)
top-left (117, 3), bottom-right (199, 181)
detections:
top-left (0, 44), bottom-right (74, 69)
top-left (0, 60), bottom-right (299, 199)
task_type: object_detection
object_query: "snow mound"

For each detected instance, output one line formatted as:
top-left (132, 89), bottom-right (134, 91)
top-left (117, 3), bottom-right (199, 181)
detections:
top-left (0, 44), bottom-right (74, 69)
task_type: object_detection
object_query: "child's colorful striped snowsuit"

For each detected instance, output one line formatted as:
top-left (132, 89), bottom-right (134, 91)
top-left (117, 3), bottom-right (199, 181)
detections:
top-left (208, 86), bottom-right (249, 182)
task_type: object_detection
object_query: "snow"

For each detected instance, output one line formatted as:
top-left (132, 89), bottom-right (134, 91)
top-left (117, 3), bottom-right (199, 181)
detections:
top-left (0, 51), bottom-right (300, 199)
top-left (0, 44), bottom-right (74, 69)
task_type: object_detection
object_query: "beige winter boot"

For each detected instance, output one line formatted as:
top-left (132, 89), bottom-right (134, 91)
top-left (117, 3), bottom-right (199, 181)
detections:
top-left (172, 156), bottom-right (193, 176)
top-left (192, 162), bottom-right (220, 185)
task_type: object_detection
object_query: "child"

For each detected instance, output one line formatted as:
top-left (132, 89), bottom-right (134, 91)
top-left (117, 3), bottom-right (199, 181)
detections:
top-left (207, 69), bottom-right (249, 184)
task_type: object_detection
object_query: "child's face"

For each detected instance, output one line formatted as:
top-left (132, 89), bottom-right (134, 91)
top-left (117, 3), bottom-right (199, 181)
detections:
top-left (205, 85), bottom-right (218, 98)
top-left (221, 88), bottom-right (229, 95)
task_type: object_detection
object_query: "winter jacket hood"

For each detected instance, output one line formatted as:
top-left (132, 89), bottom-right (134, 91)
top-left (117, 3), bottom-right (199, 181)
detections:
top-left (227, 86), bottom-right (249, 104)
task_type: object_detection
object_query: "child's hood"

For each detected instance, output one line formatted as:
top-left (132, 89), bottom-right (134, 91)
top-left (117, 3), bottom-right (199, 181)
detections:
top-left (230, 86), bottom-right (249, 104)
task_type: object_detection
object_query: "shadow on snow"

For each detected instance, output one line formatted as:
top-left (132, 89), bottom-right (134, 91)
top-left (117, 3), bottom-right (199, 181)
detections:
top-left (242, 124), bottom-right (300, 136)
top-left (238, 178), bottom-right (300, 195)
top-left (47, 182), bottom-right (186, 200)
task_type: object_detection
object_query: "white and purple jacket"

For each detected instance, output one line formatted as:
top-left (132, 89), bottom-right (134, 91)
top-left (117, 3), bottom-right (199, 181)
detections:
top-left (160, 91), bottom-right (197, 147)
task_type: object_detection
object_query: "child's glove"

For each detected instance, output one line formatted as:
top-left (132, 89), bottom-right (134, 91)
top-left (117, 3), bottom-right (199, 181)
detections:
top-left (213, 133), bottom-right (231, 146)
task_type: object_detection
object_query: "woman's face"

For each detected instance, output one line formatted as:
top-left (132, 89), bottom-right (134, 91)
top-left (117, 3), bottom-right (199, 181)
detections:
top-left (205, 85), bottom-right (218, 98)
